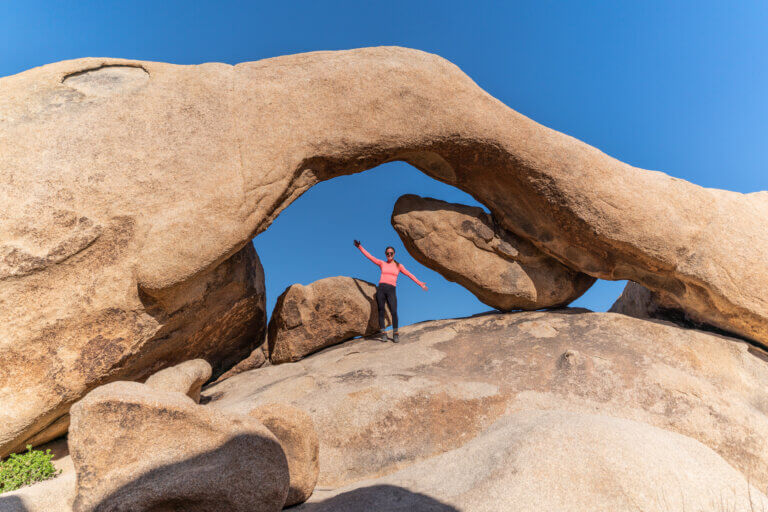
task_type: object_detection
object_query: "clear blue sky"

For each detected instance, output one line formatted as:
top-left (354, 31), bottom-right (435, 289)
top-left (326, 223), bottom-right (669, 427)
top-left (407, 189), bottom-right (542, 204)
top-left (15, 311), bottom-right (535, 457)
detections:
top-left (3, 1), bottom-right (766, 327)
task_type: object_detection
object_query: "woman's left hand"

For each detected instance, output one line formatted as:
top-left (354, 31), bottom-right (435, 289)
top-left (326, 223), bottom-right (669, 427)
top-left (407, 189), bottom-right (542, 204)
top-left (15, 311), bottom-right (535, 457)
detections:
top-left (421, 283), bottom-right (428, 291)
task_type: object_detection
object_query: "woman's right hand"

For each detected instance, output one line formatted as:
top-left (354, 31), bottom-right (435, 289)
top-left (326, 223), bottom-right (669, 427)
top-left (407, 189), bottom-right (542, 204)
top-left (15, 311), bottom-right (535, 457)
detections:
top-left (354, 239), bottom-right (361, 248)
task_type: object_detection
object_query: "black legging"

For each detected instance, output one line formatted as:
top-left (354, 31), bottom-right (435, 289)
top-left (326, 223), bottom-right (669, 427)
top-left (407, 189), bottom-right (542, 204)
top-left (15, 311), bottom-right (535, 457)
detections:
top-left (376, 283), bottom-right (398, 331)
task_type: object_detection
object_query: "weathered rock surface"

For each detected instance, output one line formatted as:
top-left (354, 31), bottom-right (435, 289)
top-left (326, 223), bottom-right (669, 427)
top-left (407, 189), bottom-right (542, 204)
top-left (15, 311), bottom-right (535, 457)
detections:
top-left (144, 359), bottom-right (212, 402)
top-left (391, 194), bottom-right (594, 310)
top-left (250, 403), bottom-right (320, 507)
top-left (296, 410), bottom-right (768, 512)
top-left (204, 310), bottom-right (768, 492)
top-left (3, 46), bottom-right (768, 454)
top-left (268, 277), bottom-right (389, 364)
top-left (68, 381), bottom-right (289, 512)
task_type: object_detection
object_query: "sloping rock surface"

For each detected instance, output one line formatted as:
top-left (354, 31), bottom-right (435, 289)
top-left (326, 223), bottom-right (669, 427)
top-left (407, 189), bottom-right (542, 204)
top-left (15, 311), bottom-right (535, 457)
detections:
top-left (204, 310), bottom-right (768, 492)
top-left (69, 381), bottom-right (289, 512)
top-left (295, 410), bottom-right (768, 512)
top-left (3, 46), bottom-right (768, 455)
top-left (268, 276), bottom-right (389, 364)
top-left (391, 194), bottom-right (594, 310)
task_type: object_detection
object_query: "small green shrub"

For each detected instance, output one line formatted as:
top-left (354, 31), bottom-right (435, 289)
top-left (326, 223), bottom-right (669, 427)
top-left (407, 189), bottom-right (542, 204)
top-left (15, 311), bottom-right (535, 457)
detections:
top-left (0, 445), bottom-right (61, 494)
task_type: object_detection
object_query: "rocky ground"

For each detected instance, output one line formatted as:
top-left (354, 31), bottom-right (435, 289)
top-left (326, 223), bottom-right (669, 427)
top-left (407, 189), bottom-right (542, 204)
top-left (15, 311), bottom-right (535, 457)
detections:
top-left (3, 309), bottom-right (768, 511)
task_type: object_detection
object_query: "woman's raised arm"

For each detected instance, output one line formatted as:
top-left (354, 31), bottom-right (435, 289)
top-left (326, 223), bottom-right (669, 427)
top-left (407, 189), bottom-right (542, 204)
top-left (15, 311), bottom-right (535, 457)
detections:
top-left (354, 240), bottom-right (383, 266)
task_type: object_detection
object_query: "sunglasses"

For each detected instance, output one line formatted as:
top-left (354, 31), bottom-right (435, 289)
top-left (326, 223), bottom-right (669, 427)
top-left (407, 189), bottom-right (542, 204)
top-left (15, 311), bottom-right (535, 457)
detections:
top-left (386, 252), bottom-right (394, 256)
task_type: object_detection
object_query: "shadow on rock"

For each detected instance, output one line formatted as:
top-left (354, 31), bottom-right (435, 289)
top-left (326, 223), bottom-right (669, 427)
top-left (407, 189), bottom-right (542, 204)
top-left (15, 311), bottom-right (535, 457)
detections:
top-left (74, 435), bottom-right (288, 512)
top-left (291, 485), bottom-right (459, 512)
top-left (0, 496), bottom-right (27, 512)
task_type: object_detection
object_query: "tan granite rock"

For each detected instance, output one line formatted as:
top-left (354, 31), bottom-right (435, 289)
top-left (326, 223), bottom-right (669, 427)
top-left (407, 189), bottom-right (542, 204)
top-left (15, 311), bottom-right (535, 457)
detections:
top-left (268, 277), bottom-right (389, 364)
top-left (2, 46), bottom-right (768, 457)
top-left (144, 359), bottom-right (212, 402)
top-left (251, 403), bottom-right (320, 506)
top-left (391, 194), bottom-right (594, 310)
top-left (295, 410), bottom-right (768, 512)
top-left (68, 381), bottom-right (289, 512)
top-left (204, 310), bottom-right (768, 491)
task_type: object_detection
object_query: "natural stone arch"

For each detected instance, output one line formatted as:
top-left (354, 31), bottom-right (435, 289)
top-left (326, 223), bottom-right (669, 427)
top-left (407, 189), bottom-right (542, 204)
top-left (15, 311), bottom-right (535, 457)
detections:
top-left (1, 46), bottom-right (766, 456)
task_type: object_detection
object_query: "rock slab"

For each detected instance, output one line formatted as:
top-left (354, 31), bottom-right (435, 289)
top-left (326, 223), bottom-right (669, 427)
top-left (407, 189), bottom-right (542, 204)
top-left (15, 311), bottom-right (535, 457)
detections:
top-left (68, 381), bottom-right (289, 512)
top-left (268, 276), bottom-right (389, 364)
top-left (205, 310), bottom-right (768, 491)
top-left (391, 194), bottom-right (595, 310)
top-left (296, 410), bottom-right (768, 512)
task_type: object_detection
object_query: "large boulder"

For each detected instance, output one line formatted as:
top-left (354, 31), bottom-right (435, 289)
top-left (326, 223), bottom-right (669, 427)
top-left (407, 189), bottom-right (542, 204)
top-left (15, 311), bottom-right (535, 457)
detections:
top-left (391, 194), bottom-right (594, 310)
top-left (250, 403), bottom-right (320, 507)
top-left (3, 46), bottom-right (768, 454)
top-left (203, 310), bottom-right (768, 492)
top-left (295, 410), bottom-right (768, 512)
top-left (0, 237), bottom-right (266, 457)
top-left (268, 276), bottom-right (389, 364)
top-left (68, 381), bottom-right (289, 512)
top-left (144, 359), bottom-right (212, 402)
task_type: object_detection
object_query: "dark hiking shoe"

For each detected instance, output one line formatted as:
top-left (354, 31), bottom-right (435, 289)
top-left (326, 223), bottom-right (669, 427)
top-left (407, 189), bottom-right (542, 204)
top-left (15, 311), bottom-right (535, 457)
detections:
top-left (392, 332), bottom-right (400, 343)
top-left (376, 331), bottom-right (389, 342)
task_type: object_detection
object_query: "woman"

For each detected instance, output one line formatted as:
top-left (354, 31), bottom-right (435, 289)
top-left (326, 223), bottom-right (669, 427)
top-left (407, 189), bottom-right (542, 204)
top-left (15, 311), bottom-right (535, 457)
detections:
top-left (354, 240), bottom-right (428, 343)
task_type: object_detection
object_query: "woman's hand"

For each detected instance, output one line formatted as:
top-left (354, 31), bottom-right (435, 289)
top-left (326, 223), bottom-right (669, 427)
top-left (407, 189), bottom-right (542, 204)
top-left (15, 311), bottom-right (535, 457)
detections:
top-left (354, 240), bottom-right (361, 248)
top-left (421, 283), bottom-right (428, 291)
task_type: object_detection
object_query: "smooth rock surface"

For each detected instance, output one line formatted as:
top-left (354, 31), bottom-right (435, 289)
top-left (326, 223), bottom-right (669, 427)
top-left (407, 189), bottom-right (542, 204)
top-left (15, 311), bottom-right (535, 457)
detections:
top-left (251, 403), bottom-right (320, 507)
top-left (68, 381), bottom-right (289, 512)
top-left (295, 410), bottom-right (768, 512)
top-left (3, 46), bottom-right (768, 455)
top-left (144, 359), bottom-right (212, 402)
top-left (391, 194), bottom-right (594, 310)
top-left (268, 276), bottom-right (389, 364)
top-left (204, 310), bottom-right (768, 491)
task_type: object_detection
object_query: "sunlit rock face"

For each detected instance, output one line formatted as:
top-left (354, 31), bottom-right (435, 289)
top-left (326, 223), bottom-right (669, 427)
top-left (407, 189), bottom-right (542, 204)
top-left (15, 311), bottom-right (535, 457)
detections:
top-left (203, 311), bottom-right (768, 493)
top-left (2, 46), bottom-right (767, 456)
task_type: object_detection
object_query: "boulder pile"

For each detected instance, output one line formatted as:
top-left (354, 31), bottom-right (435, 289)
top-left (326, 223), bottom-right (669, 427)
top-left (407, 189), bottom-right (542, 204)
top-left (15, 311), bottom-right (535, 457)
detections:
top-left (1, 46), bottom-right (768, 511)
top-left (3, 46), bottom-right (768, 456)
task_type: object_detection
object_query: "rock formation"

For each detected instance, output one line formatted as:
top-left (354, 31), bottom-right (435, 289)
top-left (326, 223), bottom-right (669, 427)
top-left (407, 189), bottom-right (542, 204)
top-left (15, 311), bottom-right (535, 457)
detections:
top-left (268, 277), bottom-right (389, 364)
top-left (296, 411), bottom-right (768, 512)
top-left (391, 194), bottom-right (594, 310)
top-left (68, 381), bottom-right (289, 512)
top-left (144, 359), bottom-right (212, 402)
top-left (250, 404), bottom-right (320, 506)
top-left (204, 310), bottom-right (768, 492)
top-left (2, 46), bottom-right (768, 456)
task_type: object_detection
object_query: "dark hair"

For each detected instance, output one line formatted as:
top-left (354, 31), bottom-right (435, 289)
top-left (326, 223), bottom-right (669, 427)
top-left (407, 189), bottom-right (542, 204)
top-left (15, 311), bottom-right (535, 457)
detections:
top-left (385, 246), bottom-right (400, 267)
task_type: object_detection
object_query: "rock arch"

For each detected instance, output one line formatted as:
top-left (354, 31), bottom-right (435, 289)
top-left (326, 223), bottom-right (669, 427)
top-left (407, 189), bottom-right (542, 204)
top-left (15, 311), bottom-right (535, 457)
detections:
top-left (1, 47), bottom-right (766, 456)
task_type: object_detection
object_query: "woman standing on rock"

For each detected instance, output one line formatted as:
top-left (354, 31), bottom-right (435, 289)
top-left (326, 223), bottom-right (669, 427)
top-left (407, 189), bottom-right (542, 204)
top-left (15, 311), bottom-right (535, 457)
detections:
top-left (354, 240), bottom-right (428, 343)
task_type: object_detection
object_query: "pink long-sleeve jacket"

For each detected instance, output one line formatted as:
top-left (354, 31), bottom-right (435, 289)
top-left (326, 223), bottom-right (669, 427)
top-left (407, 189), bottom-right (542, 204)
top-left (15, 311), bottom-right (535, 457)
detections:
top-left (357, 245), bottom-right (425, 287)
